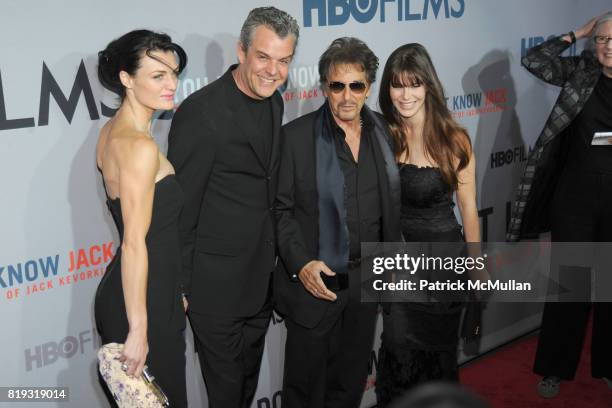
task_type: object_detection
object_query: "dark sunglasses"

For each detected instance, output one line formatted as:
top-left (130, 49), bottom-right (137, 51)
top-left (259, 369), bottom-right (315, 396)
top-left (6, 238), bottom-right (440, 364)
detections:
top-left (327, 81), bottom-right (367, 94)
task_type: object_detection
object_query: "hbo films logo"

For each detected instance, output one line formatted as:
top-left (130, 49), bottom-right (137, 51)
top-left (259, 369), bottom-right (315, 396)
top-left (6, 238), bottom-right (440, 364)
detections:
top-left (24, 329), bottom-right (99, 371)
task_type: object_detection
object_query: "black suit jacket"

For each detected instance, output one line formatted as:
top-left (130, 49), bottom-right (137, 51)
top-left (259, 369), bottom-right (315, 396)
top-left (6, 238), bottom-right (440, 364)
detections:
top-left (168, 66), bottom-right (282, 316)
top-left (273, 105), bottom-right (401, 328)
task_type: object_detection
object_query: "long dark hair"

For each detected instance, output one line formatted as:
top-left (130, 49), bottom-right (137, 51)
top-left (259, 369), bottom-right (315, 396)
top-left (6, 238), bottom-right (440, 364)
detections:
top-left (379, 43), bottom-right (470, 190)
top-left (98, 29), bottom-right (187, 99)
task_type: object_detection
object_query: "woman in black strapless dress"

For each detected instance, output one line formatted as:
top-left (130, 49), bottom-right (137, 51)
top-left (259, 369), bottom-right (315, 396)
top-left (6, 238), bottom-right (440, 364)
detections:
top-left (375, 43), bottom-right (481, 406)
top-left (93, 30), bottom-right (188, 407)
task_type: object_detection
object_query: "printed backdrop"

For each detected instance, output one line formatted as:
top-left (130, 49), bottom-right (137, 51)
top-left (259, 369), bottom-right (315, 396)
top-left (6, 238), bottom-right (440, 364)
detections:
top-left (1, 1), bottom-right (609, 406)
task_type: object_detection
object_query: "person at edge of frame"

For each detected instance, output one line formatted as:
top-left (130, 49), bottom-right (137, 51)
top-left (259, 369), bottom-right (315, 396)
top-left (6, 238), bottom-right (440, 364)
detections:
top-left (507, 11), bottom-right (612, 399)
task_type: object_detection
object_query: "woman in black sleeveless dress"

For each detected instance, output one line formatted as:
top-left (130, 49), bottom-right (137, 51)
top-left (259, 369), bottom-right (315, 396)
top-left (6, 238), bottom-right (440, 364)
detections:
top-left (93, 30), bottom-right (188, 407)
top-left (375, 43), bottom-right (481, 406)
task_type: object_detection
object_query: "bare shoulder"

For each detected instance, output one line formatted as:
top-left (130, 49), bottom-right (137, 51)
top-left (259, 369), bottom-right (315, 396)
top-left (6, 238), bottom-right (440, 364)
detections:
top-left (453, 130), bottom-right (473, 154)
top-left (96, 120), bottom-right (114, 157)
top-left (451, 130), bottom-right (474, 172)
top-left (111, 131), bottom-right (159, 173)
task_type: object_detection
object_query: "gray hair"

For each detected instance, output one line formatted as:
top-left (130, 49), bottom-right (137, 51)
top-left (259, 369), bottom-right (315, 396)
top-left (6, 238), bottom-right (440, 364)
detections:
top-left (239, 7), bottom-right (299, 51)
top-left (594, 11), bottom-right (612, 36)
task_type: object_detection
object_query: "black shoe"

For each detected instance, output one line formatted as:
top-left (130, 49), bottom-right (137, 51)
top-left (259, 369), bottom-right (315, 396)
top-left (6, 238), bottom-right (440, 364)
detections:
top-left (537, 376), bottom-right (561, 398)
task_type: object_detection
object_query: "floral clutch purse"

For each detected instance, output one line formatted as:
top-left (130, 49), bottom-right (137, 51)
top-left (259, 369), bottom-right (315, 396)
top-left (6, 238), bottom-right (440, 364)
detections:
top-left (98, 343), bottom-right (169, 408)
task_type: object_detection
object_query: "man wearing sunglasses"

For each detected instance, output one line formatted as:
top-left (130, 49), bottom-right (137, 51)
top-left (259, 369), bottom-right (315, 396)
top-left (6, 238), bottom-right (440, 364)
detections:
top-left (274, 37), bottom-right (401, 407)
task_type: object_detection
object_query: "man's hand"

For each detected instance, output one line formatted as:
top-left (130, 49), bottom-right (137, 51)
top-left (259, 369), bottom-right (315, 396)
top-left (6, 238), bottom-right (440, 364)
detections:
top-left (298, 260), bottom-right (338, 301)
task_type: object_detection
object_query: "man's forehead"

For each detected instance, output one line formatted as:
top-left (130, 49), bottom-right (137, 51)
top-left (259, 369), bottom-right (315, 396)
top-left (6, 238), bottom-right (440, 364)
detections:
top-left (250, 26), bottom-right (295, 52)
top-left (328, 63), bottom-right (366, 79)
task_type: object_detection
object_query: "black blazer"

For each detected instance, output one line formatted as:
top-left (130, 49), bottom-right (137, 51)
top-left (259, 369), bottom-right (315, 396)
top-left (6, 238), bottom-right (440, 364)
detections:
top-left (167, 66), bottom-right (283, 316)
top-left (273, 106), bottom-right (401, 328)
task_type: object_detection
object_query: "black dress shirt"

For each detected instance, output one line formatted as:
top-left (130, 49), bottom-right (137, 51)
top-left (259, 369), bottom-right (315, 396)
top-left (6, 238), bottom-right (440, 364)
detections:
top-left (330, 111), bottom-right (383, 259)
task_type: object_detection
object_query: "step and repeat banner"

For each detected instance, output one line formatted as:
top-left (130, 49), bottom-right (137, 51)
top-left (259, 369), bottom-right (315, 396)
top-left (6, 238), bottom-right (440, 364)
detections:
top-left (1, 0), bottom-right (608, 406)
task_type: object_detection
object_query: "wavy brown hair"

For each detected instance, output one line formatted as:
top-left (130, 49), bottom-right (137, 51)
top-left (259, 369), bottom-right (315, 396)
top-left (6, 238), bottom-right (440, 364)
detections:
top-left (379, 43), bottom-right (471, 190)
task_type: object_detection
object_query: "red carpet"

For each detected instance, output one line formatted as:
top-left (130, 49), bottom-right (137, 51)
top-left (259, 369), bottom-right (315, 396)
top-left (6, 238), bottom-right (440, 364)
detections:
top-left (460, 320), bottom-right (611, 408)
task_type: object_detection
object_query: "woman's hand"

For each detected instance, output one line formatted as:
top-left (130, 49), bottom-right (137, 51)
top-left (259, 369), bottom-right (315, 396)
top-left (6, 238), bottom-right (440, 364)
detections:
top-left (119, 328), bottom-right (148, 378)
top-left (574, 15), bottom-right (603, 39)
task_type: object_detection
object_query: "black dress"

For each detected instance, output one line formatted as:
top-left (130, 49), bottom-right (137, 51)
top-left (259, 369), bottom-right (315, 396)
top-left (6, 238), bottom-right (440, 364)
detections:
top-left (95, 174), bottom-right (187, 407)
top-left (376, 164), bottom-right (464, 407)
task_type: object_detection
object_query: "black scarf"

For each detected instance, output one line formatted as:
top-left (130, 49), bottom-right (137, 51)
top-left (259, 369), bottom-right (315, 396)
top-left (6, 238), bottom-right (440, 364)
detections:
top-left (314, 102), bottom-right (399, 274)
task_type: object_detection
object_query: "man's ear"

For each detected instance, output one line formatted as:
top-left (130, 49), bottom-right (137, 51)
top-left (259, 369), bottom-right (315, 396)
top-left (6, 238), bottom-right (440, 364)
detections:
top-left (237, 41), bottom-right (247, 65)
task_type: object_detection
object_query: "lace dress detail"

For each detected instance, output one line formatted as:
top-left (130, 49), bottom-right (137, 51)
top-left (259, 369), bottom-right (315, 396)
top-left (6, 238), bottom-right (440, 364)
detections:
top-left (376, 163), bottom-right (463, 407)
top-left (399, 163), bottom-right (461, 239)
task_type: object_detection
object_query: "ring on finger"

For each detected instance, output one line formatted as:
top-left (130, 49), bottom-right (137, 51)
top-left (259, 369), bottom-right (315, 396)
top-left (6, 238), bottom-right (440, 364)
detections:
top-left (121, 363), bottom-right (129, 372)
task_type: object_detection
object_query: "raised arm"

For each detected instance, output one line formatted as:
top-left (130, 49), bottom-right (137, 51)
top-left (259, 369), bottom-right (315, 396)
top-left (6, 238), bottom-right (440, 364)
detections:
top-left (522, 16), bottom-right (599, 86)
top-left (115, 135), bottom-right (159, 377)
